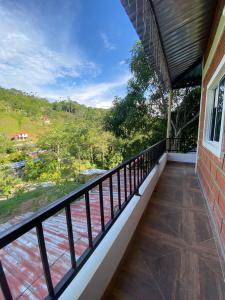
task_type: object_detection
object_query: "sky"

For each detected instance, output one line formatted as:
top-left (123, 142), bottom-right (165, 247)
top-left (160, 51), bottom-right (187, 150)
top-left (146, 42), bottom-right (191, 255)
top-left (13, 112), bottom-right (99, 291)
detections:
top-left (0, 0), bottom-right (138, 108)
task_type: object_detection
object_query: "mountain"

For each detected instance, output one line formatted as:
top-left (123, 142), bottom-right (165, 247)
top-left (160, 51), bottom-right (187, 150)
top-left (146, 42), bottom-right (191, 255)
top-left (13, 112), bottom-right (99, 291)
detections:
top-left (0, 87), bottom-right (107, 139)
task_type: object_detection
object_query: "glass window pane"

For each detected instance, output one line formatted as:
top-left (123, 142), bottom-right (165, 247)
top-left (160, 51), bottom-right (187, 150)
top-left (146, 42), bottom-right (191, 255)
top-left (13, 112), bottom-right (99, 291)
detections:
top-left (214, 77), bottom-right (225, 141)
top-left (210, 91), bottom-right (217, 141)
top-left (210, 107), bottom-right (216, 141)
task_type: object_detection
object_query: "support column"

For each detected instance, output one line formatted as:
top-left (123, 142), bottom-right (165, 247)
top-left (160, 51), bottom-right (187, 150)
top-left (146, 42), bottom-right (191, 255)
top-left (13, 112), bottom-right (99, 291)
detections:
top-left (166, 89), bottom-right (173, 139)
top-left (166, 89), bottom-right (173, 152)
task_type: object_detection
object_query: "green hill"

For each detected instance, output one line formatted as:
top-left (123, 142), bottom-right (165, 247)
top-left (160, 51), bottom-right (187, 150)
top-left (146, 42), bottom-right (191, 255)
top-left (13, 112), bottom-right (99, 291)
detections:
top-left (0, 87), bottom-right (107, 140)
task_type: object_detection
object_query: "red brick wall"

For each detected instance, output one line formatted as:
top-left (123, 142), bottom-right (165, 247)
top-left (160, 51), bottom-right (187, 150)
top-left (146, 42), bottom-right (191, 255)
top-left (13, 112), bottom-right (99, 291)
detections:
top-left (197, 23), bottom-right (225, 251)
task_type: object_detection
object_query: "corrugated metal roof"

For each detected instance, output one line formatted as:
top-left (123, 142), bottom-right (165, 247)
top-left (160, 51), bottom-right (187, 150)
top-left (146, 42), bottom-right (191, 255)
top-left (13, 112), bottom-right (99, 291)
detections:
top-left (121, 0), bottom-right (218, 89)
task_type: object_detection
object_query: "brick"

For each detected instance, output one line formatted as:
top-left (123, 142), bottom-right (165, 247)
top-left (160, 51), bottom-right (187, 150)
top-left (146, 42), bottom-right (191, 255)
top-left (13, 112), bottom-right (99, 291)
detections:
top-left (221, 222), bottom-right (225, 248)
top-left (213, 155), bottom-right (223, 168)
top-left (216, 169), bottom-right (225, 194)
top-left (211, 184), bottom-right (220, 203)
top-left (218, 192), bottom-right (225, 217)
top-left (213, 201), bottom-right (223, 231)
top-left (210, 161), bottom-right (217, 180)
top-left (204, 164), bottom-right (213, 191)
top-left (222, 157), bottom-right (225, 172)
top-left (208, 188), bottom-right (216, 209)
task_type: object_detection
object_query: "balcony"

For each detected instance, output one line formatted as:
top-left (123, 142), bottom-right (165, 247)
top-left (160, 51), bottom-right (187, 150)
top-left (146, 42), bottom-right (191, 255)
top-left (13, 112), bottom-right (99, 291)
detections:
top-left (103, 162), bottom-right (225, 300)
top-left (0, 139), bottom-right (224, 300)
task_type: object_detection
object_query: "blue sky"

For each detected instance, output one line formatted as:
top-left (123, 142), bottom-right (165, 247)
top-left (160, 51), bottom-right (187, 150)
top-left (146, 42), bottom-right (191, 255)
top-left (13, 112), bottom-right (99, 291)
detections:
top-left (0, 0), bottom-right (138, 107)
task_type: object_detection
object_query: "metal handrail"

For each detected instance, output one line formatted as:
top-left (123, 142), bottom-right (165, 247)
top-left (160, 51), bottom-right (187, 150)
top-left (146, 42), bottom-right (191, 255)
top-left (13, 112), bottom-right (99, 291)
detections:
top-left (0, 139), bottom-right (166, 300)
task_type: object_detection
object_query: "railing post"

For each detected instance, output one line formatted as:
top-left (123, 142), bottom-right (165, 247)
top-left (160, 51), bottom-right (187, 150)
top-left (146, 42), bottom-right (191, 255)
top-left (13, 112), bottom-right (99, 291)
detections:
top-left (124, 166), bottom-right (128, 202)
top-left (109, 175), bottom-right (114, 219)
top-left (129, 162), bottom-right (132, 195)
top-left (85, 191), bottom-right (93, 248)
top-left (133, 161), bottom-right (136, 191)
top-left (0, 261), bottom-right (13, 300)
top-left (117, 170), bottom-right (121, 209)
top-left (65, 204), bottom-right (76, 269)
top-left (36, 224), bottom-right (54, 297)
top-left (137, 157), bottom-right (140, 186)
top-left (99, 182), bottom-right (105, 231)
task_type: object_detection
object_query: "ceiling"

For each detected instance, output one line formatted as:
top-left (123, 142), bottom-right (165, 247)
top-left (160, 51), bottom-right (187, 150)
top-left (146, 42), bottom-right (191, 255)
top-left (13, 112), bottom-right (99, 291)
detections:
top-left (121, 0), bottom-right (218, 89)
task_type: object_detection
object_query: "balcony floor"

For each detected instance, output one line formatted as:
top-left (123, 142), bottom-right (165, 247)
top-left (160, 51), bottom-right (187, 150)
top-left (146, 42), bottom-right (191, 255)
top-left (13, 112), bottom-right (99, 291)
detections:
top-left (103, 162), bottom-right (225, 300)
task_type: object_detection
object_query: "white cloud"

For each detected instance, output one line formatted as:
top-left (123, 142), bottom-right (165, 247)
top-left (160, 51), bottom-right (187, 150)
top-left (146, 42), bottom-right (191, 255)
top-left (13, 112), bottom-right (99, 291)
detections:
top-left (119, 59), bottom-right (128, 65)
top-left (0, 3), bottom-right (99, 93)
top-left (41, 72), bottom-right (131, 108)
top-left (0, 2), bottom-right (130, 108)
top-left (100, 32), bottom-right (116, 51)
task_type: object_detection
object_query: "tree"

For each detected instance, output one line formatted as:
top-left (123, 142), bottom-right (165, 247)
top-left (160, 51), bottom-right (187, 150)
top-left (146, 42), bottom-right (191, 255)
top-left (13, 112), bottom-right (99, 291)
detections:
top-left (171, 88), bottom-right (201, 151)
top-left (171, 88), bottom-right (200, 138)
top-left (104, 42), bottom-right (167, 158)
top-left (128, 41), bottom-right (168, 117)
top-left (105, 41), bottom-right (201, 156)
top-left (38, 127), bottom-right (69, 172)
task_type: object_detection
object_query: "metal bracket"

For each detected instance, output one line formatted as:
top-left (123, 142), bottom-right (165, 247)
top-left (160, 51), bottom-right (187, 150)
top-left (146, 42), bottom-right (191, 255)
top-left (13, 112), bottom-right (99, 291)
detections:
top-left (135, 190), bottom-right (141, 196)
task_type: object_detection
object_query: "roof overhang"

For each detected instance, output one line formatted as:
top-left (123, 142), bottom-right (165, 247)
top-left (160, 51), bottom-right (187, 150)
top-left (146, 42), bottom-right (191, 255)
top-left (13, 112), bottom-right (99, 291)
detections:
top-left (121, 0), bottom-right (218, 89)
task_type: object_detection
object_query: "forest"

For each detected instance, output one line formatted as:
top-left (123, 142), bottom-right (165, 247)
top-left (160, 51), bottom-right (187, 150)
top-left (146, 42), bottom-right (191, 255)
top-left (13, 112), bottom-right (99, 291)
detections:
top-left (0, 41), bottom-right (201, 222)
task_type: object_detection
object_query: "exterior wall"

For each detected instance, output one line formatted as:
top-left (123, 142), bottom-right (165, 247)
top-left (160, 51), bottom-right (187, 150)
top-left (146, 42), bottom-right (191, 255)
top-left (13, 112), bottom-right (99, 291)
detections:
top-left (197, 3), bottom-right (225, 254)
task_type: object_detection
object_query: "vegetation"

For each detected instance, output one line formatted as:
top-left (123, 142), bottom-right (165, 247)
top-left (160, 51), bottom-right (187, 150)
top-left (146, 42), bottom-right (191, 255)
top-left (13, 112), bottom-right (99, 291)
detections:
top-left (0, 87), bottom-right (122, 221)
top-left (105, 41), bottom-right (200, 155)
top-left (0, 41), bottom-right (200, 222)
top-left (0, 181), bottom-right (80, 223)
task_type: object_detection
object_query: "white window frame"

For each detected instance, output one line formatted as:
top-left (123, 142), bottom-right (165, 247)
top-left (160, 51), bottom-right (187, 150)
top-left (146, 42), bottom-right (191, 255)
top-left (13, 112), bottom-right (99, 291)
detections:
top-left (203, 54), bottom-right (225, 158)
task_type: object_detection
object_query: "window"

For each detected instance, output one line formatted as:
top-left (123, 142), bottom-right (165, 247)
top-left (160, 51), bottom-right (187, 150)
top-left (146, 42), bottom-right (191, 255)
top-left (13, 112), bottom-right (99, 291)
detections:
top-left (203, 59), bottom-right (225, 157)
top-left (209, 77), bottom-right (225, 142)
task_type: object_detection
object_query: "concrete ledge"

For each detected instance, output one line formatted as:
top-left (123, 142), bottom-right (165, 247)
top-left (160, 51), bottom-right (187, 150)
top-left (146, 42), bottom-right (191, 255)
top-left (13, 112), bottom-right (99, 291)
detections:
top-left (168, 152), bottom-right (196, 163)
top-left (59, 153), bottom-right (167, 300)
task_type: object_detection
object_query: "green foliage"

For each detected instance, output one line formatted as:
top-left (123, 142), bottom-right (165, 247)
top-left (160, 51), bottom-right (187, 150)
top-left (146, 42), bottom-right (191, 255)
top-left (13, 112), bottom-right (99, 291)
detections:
top-left (129, 41), bottom-right (155, 93)
top-left (105, 42), bottom-right (167, 158)
top-left (171, 87), bottom-right (201, 151)
top-left (0, 134), bottom-right (15, 154)
top-left (0, 169), bottom-right (20, 198)
top-left (0, 181), bottom-right (81, 222)
top-left (0, 88), bottom-right (51, 117)
top-left (0, 87), bottom-right (107, 140)
top-left (0, 40), bottom-right (201, 221)
top-left (0, 85), bottom-right (122, 218)
top-left (105, 41), bottom-right (200, 157)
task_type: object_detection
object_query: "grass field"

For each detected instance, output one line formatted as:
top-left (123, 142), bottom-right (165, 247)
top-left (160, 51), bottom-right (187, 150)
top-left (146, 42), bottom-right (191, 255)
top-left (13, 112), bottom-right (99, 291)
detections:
top-left (0, 111), bottom-right (50, 139)
top-left (0, 181), bottom-right (82, 223)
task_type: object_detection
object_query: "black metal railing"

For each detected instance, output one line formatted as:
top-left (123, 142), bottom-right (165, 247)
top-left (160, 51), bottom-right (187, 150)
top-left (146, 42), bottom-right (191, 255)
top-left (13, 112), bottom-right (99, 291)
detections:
top-left (0, 139), bottom-right (166, 300)
top-left (167, 137), bottom-right (197, 153)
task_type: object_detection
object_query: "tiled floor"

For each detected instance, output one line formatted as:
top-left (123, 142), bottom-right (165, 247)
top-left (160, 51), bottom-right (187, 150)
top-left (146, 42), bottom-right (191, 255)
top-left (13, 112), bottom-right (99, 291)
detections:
top-left (103, 162), bottom-right (225, 300)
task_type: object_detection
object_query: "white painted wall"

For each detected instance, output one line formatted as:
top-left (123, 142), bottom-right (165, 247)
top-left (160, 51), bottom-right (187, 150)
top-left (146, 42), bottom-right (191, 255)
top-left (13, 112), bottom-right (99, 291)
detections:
top-left (59, 153), bottom-right (167, 300)
top-left (167, 152), bottom-right (196, 164)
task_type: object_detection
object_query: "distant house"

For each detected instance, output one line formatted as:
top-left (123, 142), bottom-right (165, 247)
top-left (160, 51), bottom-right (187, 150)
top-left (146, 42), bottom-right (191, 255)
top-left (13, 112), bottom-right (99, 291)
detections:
top-left (42, 115), bottom-right (51, 124)
top-left (11, 132), bottom-right (29, 141)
